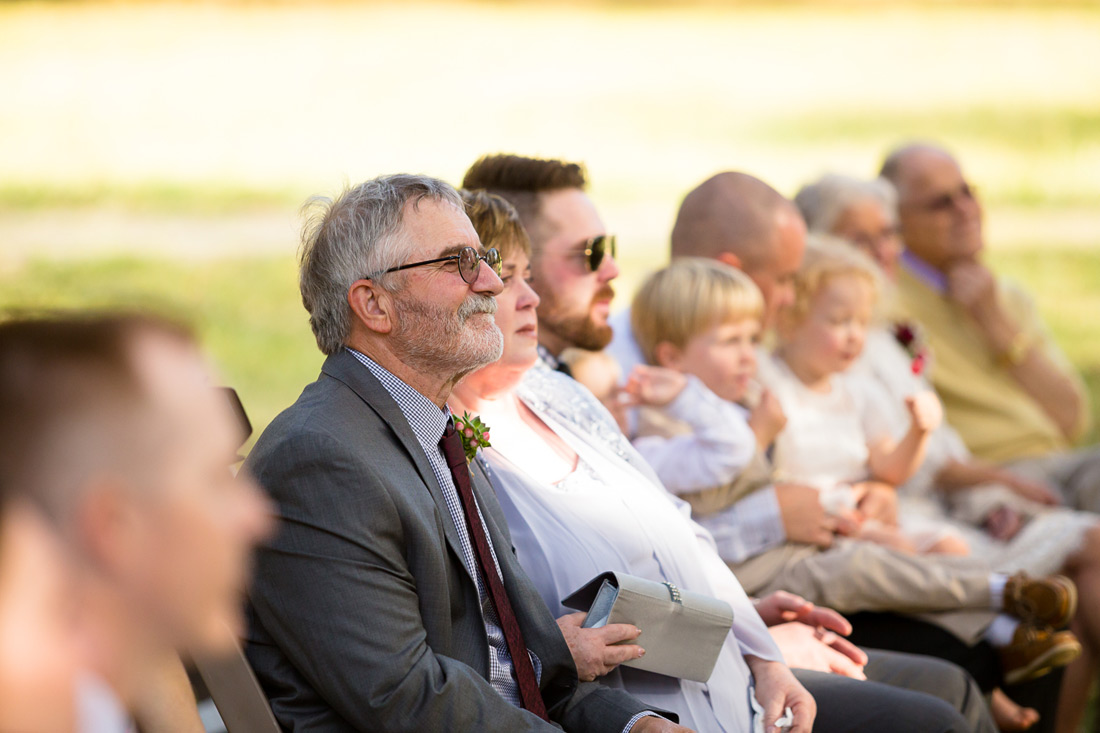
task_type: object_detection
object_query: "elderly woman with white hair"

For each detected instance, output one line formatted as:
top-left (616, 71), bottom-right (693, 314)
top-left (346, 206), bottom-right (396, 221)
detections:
top-left (796, 172), bottom-right (1100, 732)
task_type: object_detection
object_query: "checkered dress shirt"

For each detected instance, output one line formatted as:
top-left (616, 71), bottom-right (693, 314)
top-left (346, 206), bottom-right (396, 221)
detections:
top-left (348, 348), bottom-right (536, 707)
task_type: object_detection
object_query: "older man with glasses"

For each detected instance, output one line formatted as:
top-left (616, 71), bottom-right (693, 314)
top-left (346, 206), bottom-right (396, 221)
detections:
top-left (244, 174), bottom-right (682, 733)
top-left (882, 143), bottom-right (1100, 516)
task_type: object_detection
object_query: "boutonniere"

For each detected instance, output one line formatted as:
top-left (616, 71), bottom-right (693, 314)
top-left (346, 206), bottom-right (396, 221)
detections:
top-left (455, 412), bottom-right (491, 464)
top-left (892, 321), bottom-right (929, 376)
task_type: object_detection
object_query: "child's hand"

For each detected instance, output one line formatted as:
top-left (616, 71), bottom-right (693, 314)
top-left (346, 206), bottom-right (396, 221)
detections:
top-left (853, 481), bottom-right (898, 525)
top-left (747, 388), bottom-right (787, 449)
top-left (623, 365), bottom-right (688, 407)
top-left (904, 391), bottom-right (943, 433)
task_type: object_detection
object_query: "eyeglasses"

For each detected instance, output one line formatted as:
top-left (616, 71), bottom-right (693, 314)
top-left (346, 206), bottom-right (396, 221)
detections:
top-left (378, 246), bottom-right (502, 284)
top-left (578, 234), bottom-right (617, 272)
top-left (914, 183), bottom-right (977, 213)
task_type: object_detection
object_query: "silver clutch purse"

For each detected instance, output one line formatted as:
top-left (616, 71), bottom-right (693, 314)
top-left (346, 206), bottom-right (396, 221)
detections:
top-left (562, 571), bottom-right (734, 683)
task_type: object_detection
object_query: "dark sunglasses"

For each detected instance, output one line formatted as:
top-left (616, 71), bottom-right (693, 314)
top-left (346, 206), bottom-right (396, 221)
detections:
top-left (378, 246), bottom-right (502, 284)
top-left (579, 234), bottom-right (617, 273)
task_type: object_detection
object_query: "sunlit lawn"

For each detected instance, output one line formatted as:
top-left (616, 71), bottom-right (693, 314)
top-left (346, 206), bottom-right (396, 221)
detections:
top-left (2, 245), bottom-right (1098, 449)
top-left (2, 1), bottom-right (1099, 723)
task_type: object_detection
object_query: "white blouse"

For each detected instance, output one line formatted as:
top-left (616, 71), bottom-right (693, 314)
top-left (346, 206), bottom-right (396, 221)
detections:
top-left (480, 364), bottom-right (782, 733)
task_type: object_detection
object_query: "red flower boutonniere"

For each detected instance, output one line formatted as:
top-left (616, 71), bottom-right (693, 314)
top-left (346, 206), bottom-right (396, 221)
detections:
top-left (892, 321), bottom-right (930, 376)
top-left (455, 412), bottom-right (491, 464)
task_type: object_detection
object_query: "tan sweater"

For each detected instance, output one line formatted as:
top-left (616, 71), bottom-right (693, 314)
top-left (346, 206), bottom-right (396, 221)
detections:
top-left (894, 265), bottom-right (1088, 463)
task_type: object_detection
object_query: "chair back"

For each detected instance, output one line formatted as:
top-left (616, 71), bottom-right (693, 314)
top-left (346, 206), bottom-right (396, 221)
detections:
top-left (193, 636), bottom-right (281, 733)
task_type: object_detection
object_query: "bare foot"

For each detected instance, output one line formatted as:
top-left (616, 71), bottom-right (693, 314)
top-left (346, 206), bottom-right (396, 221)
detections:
top-left (991, 687), bottom-right (1039, 731)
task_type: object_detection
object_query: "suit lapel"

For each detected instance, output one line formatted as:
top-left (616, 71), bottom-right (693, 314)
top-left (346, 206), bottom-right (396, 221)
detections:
top-left (320, 351), bottom-right (473, 584)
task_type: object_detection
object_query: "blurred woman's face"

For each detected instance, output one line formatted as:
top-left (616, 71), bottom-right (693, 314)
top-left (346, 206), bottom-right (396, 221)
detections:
top-left (492, 248), bottom-right (542, 370)
top-left (831, 197), bottom-right (903, 281)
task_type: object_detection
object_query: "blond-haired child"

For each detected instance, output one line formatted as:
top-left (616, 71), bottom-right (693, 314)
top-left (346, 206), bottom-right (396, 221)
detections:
top-left (767, 238), bottom-right (966, 555)
top-left (623, 258), bottom-right (786, 512)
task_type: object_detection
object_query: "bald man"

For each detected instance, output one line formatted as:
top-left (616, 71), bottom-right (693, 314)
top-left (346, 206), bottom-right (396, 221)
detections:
top-left (882, 143), bottom-right (1100, 514)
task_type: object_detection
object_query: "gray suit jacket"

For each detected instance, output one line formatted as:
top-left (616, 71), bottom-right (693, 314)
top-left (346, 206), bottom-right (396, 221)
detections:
top-left (244, 350), bottom-right (657, 732)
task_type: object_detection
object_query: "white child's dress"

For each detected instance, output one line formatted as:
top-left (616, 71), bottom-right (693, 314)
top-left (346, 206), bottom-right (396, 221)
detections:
top-left (761, 355), bottom-right (953, 550)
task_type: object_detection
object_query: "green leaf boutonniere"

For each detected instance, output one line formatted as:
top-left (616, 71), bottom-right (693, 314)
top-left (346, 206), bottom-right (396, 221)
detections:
top-left (455, 412), bottom-right (491, 464)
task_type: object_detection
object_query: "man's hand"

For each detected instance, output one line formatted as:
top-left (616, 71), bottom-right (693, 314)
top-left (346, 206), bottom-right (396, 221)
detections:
top-left (753, 591), bottom-right (854, 637)
top-left (775, 484), bottom-right (835, 548)
top-left (629, 716), bottom-right (696, 732)
top-left (1003, 473), bottom-right (1061, 506)
top-left (946, 260), bottom-right (1000, 320)
top-left (623, 365), bottom-right (688, 408)
top-left (747, 388), bottom-right (787, 449)
top-left (746, 656), bottom-right (817, 733)
top-left (904, 391), bottom-right (943, 433)
top-left (767, 622), bottom-right (868, 680)
top-left (854, 481), bottom-right (898, 525)
top-left (946, 260), bottom-right (1019, 351)
top-left (556, 613), bottom-right (644, 682)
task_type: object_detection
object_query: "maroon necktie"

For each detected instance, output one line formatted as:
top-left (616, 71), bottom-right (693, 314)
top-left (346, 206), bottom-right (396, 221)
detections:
top-left (440, 422), bottom-right (550, 721)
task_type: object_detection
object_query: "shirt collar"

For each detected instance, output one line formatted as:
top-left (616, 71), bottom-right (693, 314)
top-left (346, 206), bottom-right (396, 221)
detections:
top-left (345, 348), bottom-right (452, 447)
top-left (901, 249), bottom-right (948, 294)
top-left (536, 344), bottom-right (561, 371)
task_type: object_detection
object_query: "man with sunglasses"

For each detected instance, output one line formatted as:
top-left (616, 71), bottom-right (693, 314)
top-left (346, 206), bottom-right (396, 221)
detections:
top-left (244, 174), bottom-right (681, 732)
top-left (882, 143), bottom-right (1100, 514)
top-left (462, 155), bottom-right (618, 375)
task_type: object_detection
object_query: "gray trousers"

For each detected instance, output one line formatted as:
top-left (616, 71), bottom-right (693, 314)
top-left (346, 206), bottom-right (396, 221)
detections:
top-left (798, 649), bottom-right (995, 733)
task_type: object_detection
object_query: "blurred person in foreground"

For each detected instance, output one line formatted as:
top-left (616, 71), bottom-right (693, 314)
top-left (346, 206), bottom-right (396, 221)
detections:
top-left (881, 143), bottom-right (1100, 514)
top-left (0, 314), bottom-right (273, 731)
top-left (244, 174), bottom-right (678, 732)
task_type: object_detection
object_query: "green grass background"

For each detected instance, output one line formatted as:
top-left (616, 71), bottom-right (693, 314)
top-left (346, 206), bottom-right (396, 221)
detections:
top-left (1, 1), bottom-right (1099, 724)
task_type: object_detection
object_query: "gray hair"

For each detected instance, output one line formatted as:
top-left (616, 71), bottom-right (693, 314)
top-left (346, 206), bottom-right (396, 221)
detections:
top-left (794, 174), bottom-right (898, 235)
top-left (298, 174), bottom-right (464, 355)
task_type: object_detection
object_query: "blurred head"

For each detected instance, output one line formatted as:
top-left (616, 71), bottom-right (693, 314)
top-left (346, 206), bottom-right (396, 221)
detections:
top-left (0, 314), bottom-right (272, 656)
top-left (633, 258), bottom-right (764, 403)
top-left (880, 143), bottom-right (983, 271)
top-left (0, 499), bottom-right (80, 733)
top-left (795, 174), bottom-right (903, 280)
top-left (671, 172), bottom-right (806, 329)
top-left (777, 238), bottom-right (882, 379)
top-left (461, 189), bottom-right (541, 372)
top-left (301, 175), bottom-right (504, 382)
top-left (463, 154), bottom-right (617, 356)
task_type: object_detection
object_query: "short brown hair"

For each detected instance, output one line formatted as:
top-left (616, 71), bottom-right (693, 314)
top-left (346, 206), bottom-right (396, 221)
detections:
top-left (632, 258), bottom-right (763, 366)
top-left (462, 154), bottom-right (587, 255)
top-left (0, 312), bottom-right (195, 526)
top-left (460, 189), bottom-right (531, 261)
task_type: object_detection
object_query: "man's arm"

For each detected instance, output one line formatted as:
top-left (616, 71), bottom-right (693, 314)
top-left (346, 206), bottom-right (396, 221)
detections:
top-left (247, 431), bottom-right (559, 733)
top-left (947, 261), bottom-right (1087, 439)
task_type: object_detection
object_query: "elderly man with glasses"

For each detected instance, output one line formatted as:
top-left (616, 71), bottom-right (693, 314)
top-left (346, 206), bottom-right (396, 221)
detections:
top-left (243, 174), bottom-right (682, 733)
top-left (882, 143), bottom-right (1100, 517)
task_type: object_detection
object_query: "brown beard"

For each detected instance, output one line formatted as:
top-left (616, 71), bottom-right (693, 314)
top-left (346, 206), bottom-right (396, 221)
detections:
top-left (537, 283), bottom-right (615, 351)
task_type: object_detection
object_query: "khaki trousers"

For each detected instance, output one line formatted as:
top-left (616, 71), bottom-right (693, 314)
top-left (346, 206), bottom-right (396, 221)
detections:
top-left (731, 538), bottom-right (996, 643)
